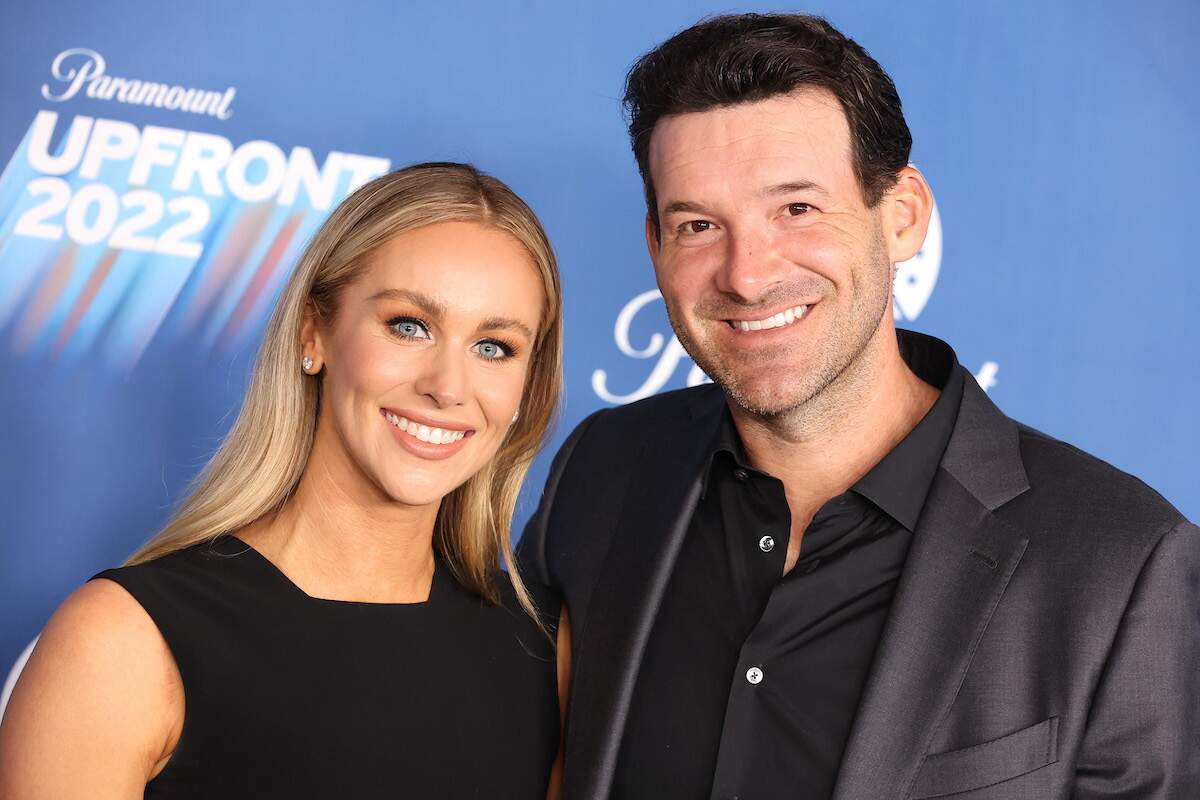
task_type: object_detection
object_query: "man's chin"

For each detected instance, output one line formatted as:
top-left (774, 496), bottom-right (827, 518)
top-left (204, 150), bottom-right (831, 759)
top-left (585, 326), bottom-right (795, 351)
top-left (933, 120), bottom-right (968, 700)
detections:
top-left (714, 374), bottom-right (814, 419)
top-left (686, 345), bottom-right (824, 415)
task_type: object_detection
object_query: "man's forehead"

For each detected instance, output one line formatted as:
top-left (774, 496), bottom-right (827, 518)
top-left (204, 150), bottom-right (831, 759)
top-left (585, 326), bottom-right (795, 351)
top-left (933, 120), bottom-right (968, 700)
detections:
top-left (647, 88), bottom-right (854, 194)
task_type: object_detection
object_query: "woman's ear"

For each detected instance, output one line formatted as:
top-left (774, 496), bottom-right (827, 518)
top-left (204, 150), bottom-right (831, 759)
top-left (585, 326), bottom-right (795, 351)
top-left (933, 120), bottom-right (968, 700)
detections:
top-left (299, 300), bottom-right (327, 374)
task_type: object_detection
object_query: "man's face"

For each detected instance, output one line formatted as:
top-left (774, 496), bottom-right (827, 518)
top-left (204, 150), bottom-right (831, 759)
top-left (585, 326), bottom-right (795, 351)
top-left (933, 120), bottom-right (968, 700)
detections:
top-left (646, 88), bottom-right (896, 417)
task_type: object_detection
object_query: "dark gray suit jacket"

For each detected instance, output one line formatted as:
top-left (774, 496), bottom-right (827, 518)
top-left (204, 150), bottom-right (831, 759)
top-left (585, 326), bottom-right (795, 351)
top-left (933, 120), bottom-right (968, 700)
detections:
top-left (520, 339), bottom-right (1199, 799)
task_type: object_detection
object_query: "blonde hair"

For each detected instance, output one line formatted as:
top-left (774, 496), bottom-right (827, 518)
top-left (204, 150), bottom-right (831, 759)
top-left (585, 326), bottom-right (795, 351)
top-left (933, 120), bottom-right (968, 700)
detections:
top-left (129, 162), bottom-right (563, 622)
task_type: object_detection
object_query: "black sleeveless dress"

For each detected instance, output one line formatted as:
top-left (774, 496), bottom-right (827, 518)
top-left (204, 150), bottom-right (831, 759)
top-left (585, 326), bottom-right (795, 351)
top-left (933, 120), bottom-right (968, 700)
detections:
top-left (92, 536), bottom-right (560, 799)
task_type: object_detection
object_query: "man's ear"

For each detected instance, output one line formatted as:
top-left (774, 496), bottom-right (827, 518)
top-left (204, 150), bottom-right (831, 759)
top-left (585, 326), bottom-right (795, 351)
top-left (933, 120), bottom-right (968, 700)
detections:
top-left (299, 300), bottom-right (327, 373)
top-left (644, 214), bottom-right (661, 269)
top-left (881, 165), bottom-right (934, 265)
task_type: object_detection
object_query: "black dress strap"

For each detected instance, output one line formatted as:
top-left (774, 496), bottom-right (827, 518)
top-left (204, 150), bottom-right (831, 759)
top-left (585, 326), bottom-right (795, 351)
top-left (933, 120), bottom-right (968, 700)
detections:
top-left (91, 536), bottom-right (560, 799)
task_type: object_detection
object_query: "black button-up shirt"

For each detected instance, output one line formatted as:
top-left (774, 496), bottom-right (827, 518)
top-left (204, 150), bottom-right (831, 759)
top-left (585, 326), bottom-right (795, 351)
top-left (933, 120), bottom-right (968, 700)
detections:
top-left (611, 334), bottom-right (964, 799)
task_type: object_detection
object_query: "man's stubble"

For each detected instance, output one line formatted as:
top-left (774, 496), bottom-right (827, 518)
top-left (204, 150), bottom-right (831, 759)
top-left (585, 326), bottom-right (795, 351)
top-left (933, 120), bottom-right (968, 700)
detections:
top-left (664, 224), bottom-right (894, 434)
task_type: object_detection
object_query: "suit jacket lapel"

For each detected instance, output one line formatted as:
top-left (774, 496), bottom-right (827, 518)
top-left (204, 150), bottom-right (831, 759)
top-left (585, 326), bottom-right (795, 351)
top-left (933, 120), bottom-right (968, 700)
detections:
top-left (564, 390), bottom-right (725, 799)
top-left (832, 470), bottom-right (1028, 799)
top-left (833, 374), bottom-right (1031, 800)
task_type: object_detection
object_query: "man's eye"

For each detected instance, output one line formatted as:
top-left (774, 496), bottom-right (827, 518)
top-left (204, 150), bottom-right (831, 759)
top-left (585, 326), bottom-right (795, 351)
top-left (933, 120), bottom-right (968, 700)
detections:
top-left (474, 340), bottom-right (513, 360)
top-left (388, 317), bottom-right (431, 339)
top-left (787, 203), bottom-right (812, 216)
top-left (681, 220), bottom-right (713, 235)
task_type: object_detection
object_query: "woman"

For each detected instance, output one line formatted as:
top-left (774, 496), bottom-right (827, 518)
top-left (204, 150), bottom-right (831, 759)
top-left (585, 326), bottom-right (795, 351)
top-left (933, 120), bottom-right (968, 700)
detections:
top-left (0, 163), bottom-right (567, 798)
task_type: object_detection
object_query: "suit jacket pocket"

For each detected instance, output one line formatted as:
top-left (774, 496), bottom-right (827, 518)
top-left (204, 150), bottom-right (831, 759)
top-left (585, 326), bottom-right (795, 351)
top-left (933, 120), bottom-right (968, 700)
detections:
top-left (909, 717), bottom-right (1059, 798)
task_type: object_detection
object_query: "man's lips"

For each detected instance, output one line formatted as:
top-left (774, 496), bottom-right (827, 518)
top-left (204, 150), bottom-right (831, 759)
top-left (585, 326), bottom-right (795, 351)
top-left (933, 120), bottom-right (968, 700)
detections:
top-left (723, 302), bottom-right (812, 332)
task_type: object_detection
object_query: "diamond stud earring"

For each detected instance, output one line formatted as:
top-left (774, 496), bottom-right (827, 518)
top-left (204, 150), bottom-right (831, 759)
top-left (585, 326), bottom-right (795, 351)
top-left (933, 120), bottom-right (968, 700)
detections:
top-left (302, 356), bottom-right (314, 372)
top-left (511, 410), bottom-right (520, 424)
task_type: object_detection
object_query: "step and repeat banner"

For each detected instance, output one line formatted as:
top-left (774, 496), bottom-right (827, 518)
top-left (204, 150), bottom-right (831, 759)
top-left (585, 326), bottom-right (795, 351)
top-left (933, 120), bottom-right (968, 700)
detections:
top-left (2, 1), bottom-right (1197, 700)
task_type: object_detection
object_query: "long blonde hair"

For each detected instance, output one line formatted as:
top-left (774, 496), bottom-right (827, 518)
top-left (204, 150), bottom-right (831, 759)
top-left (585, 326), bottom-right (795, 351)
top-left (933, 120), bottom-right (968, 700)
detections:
top-left (129, 162), bottom-right (563, 620)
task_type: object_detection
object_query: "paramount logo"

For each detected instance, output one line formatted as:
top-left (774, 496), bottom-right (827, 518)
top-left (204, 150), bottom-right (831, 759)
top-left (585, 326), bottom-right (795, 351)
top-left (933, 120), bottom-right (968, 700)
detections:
top-left (41, 48), bottom-right (236, 120)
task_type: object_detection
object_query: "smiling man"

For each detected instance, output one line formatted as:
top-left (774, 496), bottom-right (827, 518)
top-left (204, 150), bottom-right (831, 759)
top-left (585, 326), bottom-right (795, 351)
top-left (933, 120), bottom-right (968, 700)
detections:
top-left (519, 13), bottom-right (1199, 800)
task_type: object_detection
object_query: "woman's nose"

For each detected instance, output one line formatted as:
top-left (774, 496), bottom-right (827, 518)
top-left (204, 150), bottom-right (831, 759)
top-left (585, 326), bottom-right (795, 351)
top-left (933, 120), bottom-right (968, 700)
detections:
top-left (413, 347), bottom-right (467, 408)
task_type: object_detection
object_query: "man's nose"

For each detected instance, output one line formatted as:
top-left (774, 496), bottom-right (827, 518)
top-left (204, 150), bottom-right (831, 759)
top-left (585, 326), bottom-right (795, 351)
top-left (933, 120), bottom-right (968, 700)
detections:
top-left (412, 345), bottom-right (467, 408)
top-left (715, 226), bottom-right (786, 303)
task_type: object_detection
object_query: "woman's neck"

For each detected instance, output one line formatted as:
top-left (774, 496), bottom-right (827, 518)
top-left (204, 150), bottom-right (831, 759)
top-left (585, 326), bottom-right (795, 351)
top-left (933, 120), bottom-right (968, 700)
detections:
top-left (236, 450), bottom-right (440, 604)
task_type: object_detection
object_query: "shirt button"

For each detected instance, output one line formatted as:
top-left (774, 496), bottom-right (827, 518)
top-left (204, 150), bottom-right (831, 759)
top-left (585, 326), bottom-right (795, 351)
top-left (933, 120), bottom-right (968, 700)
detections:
top-left (732, 468), bottom-right (749, 482)
top-left (758, 535), bottom-right (775, 553)
top-left (746, 666), bottom-right (764, 685)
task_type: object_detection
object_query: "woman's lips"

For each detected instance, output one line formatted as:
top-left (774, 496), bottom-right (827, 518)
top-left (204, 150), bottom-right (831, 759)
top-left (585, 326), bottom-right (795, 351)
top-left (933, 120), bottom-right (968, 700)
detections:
top-left (381, 409), bottom-right (473, 460)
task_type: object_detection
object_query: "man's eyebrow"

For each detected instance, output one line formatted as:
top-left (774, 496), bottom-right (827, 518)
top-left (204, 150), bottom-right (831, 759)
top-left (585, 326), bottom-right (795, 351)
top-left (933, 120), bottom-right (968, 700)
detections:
top-left (661, 200), bottom-right (710, 217)
top-left (763, 180), bottom-right (828, 197)
top-left (367, 288), bottom-right (445, 318)
top-left (660, 181), bottom-right (829, 217)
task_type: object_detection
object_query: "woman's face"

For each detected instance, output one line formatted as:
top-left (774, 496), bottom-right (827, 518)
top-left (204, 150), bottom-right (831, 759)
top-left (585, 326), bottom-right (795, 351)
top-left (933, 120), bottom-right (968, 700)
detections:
top-left (304, 220), bottom-right (545, 510)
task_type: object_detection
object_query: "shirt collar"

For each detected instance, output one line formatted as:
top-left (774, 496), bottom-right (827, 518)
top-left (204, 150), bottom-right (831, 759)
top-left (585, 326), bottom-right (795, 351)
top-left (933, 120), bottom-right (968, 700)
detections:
top-left (699, 403), bottom-right (750, 499)
top-left (701, 330), bottom-right (963, 530)
top-left (853, 332), bottom-right (962, 530)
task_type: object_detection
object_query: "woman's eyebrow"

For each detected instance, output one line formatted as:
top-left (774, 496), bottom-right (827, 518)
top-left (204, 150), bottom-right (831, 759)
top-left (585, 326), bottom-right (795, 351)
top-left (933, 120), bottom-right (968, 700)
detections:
top-left (368, 288), bottom-right (534, 340)
top-left (367, 288), bottom-right (445, 319)
top-left (478, 316), bottom-right (535, 341)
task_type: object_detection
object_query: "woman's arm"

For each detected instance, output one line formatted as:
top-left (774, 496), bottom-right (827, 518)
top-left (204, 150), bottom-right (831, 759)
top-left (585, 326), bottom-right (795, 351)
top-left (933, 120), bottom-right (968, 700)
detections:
top-left (545, 603), bottom-right (572, 800)
top-left (0, 579), bottom-right (183, 799)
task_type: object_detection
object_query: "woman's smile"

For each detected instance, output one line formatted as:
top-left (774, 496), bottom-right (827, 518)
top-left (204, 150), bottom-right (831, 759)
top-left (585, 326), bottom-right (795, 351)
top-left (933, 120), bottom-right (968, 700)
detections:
top-left (381, 408), bottom-right (474, 461)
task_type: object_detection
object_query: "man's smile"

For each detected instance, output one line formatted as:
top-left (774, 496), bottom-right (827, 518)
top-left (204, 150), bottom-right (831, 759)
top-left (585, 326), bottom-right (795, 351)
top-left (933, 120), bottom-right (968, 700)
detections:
top-left (723, 303), bottom-right (811, 332)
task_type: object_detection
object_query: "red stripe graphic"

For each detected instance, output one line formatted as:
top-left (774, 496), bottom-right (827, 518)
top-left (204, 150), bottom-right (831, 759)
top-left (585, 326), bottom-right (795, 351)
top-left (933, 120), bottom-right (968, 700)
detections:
top-left (14, 243), bottom-right (78, 354)
top-left (182, 203), bottom-right (275, 331)
top-left (218, 212), bottom-right (303, 350)
top-left (53, 248), bottom-right (120, 356)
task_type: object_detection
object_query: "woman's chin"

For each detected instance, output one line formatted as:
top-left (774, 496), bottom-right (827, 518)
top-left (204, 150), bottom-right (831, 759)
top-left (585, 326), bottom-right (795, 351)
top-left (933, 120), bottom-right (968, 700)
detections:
top-left (378, 473), bottom-right (463, 509)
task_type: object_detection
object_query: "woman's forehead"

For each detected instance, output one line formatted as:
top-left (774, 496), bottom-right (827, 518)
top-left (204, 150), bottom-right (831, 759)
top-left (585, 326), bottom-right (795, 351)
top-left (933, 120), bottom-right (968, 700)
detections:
top-left (348, 222), bottom-right (546, 322)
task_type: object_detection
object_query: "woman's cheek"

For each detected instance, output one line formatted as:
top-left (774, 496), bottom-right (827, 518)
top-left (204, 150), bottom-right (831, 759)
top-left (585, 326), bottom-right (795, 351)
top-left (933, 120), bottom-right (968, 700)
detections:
top-left (477, 368), bottom-right (526, 425)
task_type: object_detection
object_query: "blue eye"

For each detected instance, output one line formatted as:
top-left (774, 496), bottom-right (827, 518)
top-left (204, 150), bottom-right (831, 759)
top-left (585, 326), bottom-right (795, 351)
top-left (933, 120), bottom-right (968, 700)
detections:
top-left (474, 340), bottom-right (514, 361)
top-left (388, 317), bottom-right (431, 340)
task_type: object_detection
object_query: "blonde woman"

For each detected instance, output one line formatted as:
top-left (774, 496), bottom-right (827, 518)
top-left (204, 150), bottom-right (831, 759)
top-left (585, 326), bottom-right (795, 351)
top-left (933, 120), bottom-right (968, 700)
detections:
top-left (0, 163), bottom-right (567, 798)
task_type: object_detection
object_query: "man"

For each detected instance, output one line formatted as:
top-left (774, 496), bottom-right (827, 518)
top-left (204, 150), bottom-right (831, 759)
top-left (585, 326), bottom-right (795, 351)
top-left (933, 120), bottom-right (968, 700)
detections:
top-left (520, 13), bottom-right (1199, 799)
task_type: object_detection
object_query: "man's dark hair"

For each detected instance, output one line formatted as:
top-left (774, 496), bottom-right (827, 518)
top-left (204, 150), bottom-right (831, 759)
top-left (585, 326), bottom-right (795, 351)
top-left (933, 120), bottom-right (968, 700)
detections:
top-left (623, 13), bottom-right (912, 237)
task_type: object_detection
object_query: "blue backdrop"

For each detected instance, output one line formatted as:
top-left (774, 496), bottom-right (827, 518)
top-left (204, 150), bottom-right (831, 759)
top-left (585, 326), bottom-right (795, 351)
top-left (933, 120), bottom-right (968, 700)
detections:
top-left (2, 0), bottom-right (1198, 700)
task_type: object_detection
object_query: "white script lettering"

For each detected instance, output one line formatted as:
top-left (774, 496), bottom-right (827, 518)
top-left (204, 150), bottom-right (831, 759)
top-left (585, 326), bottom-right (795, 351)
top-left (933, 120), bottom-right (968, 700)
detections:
top-left (592, 289), bottom-right (709, 404)
top-left (42, 48), bottom-right (237, 120)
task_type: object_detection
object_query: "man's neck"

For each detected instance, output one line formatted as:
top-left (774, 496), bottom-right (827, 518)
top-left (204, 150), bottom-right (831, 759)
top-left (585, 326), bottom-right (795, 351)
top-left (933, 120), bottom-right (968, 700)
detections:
top-left (732, 325), bottom-right (939, 572)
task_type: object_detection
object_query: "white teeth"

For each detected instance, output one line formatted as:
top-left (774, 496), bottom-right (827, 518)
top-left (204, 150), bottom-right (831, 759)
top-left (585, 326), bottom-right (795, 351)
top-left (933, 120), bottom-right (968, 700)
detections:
top-left (732, 304), bottom-right (809, 332)
top-left (384, 412), bottom-right (466, 446)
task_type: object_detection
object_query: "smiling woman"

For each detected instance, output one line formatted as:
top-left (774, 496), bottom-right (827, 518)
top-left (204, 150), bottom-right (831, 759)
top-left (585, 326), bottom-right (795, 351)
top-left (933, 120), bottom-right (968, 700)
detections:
top-left (0, 163), bottom-right (566, 799)
top-left (130, 164), bottom-right (562, 609)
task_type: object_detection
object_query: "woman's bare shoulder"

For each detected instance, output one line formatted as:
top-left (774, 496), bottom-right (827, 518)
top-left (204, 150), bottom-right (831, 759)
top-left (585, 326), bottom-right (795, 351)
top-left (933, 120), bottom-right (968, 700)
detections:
top-left (0, 579), bottom-right (183, 798)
